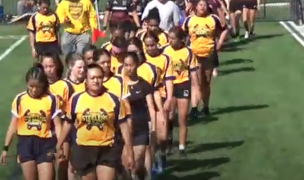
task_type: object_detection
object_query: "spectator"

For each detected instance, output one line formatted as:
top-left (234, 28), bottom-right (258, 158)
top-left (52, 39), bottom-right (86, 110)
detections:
top-left (17, 0), bottom-right (37, 16)
top-left (141, 0), bottom-right (180, 31)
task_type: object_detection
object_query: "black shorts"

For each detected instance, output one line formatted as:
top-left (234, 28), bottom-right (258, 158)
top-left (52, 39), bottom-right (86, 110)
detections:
top-left (70, 142), bottom-right (123, 176)
top-left (243, 1), bottom-right (257, 9)
top-left (197, 51), bottom-right (219, 70)
top-left (17, 135), bottom-right (56, 164)
top-left (173, 81), bottom-right (191, 99)
top-left (133, 132), bottom-right (149, 146)
top-left (109, 20), bottom-right (136, 33)
top-left (34, 41), bottom-right (62, 56)
top-left (229, 0), bottom-right (243, 12)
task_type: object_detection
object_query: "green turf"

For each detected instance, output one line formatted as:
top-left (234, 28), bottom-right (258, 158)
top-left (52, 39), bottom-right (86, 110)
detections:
top-left (0, 21), bottom-right (304, 180)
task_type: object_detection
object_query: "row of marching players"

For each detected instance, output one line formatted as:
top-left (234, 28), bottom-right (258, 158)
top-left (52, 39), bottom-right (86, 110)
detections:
top-left (0, 1), bottom-right (228, 180)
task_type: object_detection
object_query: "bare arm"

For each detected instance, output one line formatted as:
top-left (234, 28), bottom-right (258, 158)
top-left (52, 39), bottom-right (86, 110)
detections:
top-left (3, 116), bottom-right (17, 148)
top-left (172, 4), bottom-right (180, 26)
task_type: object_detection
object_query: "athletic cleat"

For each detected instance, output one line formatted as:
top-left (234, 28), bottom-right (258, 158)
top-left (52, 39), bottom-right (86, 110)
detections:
top-left (203, 106), bottom-right (210, 116)
top-left (244, 31), bottom-right (249, 39)
top-left (179, 150), bottom-right (187, 157)
top-left (151, 167), bottom-right (158, 179)
top-left (189, 108), bottom-right (198, 120)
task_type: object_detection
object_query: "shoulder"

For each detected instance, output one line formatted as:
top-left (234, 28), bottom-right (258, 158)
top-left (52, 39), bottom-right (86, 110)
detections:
top-left (162, 53), bottom-right (170, 60)
top-left (161, 43), bottom-right (170, 51)
top-left (113, 75), bottom-right (123, 83)
top-left (29, 12), bottom-right (38, 19)
top-left (168, 1), bottom-right (179, 7)
top-left (101, 41), bottom-right (111, 49)
top-left (70, 91), bottom-right (85, 101)
top-left (146, 0), bottom-right (156, 6)
top-left (185, 15), bottom-right (194, 22)
top-left (136, 29), bottom-right (147, 37)
top-left (211, 14), bottom-right (220, 20)
top-left (106, 92), bottom-right (121, 105)
top-left (13, 91), bottom-right (27, 101)
top-left (140, 77), bottom-right (151, 86)
top-left (63, 79), bottom-right (73, 86)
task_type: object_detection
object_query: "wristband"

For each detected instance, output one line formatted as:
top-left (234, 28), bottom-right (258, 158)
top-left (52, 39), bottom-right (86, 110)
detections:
top-left (3, 146), bottom-right (9, 151)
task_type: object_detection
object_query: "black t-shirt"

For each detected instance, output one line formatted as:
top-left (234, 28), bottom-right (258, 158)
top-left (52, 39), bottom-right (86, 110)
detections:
top-left (105, 0), bottom-right (135, 22)
top-left (125, 77), bottom-right (152, 134)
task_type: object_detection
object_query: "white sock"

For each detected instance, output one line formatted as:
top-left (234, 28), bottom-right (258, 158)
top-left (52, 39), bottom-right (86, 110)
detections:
top-left (179, 144), bottom-right (185, 150)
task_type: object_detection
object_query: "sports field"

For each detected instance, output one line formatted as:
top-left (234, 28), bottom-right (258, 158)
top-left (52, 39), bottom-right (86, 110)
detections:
top-left (0, 21), bottom-right (304, 180)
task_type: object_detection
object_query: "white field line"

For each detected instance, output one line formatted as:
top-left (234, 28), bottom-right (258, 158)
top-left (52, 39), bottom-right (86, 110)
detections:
top-left (0, 35), bottom-right (27, 61)
top-left (0, 35), bottom-right (27, 40)
top-left (279, 21), bottom-right (304, 47)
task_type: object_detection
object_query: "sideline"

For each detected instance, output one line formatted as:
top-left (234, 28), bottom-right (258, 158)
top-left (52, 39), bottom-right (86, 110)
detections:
top-left (0, 36), bottom-right (27, 62)
top-left (279, 21), bottom-right (304, 47)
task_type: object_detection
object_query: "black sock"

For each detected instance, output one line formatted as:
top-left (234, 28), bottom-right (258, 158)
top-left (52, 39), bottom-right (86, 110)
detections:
top-left (250, 25), bottom-right (254, 34)
top-left (243, 21), bottom-right (249, 32)
top-left (168, 120), bottom-right (173, 134)
top-left (191, 107), bottom-right (198, 113)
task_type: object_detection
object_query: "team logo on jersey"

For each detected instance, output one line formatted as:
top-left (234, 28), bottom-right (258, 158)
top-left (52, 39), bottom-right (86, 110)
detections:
top-left (24, 110), bottom-right (47, 130)
top-left (68, 2), bottom-right (84, 20)
top-left (193, 24), bottom-right (211, 38)
top-left (82, 108), bottom-right (109, 130)
top-left (173, 59), bottom-right (186, 75)
top-left (39, 21), bottom-right (54, 33)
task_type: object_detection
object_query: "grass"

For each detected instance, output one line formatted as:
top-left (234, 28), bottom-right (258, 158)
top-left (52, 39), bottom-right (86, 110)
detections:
top-left (1, 22), bottom-right (304, 180)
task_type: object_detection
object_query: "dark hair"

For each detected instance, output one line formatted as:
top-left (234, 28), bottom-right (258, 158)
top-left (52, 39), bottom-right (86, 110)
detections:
top-left (65, 52), bottom-right (84, 67)
top-left (41, 53), bottom-right (64, 79)
top-left (82, 44), bottom-right (97, 55)
top-left (112, 36), bottom-right (128, 49)
top-left (25, 63), bottom-right (49, 95)
top-left (38, 0), bottom-right (50, 5)
top-left (125, 52), bottom-right (140, 66)
top-left (93, 48), bottom-right (111, 62)
top-left (110, 23), bottom-right (125, 35)
top-left (128, 37), bottom-right (144, 53)
top-left (128, 37), bottom-right (146, 63)
top-left (65, 53), bottom-right (85, 76)
top-left (146, 7), bottom-right (161, 23)
top-left (193, 0), bottom-right (212, 14)
top-left (169, 27), bottom-right (187, 40)
top-left (87, 63), bottom-right (104, 75)
top-left (143, 30), bottom-right (159, 43)
top-left (112, 24), bottom-right (125, 34)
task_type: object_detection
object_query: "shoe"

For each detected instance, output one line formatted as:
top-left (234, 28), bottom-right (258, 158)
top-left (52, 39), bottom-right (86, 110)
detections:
top-left (189, 108), bottom-right (198, 120)
top-left (244, 31), bottom-right (249, 39)
top-left (151, 166), bottom-right (158, 179)
top-left (179, 150), bottom-right (187, 157)
top-left (203, 106), bottom-right (210, 116)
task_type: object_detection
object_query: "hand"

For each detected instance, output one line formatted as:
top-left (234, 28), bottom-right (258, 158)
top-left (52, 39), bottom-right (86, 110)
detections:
top-left (31, 48), bottom-right (37, 58)
top-left (64, 17), bottom-right (71, 24)
top-left (163, 98), bottom-right (172, 111)
top-left (125, 145), bottom-right (135, 170)
top-left (55, 146), bottom-right (66, 164)
top-left (0, 151), bottom-right (7, 165)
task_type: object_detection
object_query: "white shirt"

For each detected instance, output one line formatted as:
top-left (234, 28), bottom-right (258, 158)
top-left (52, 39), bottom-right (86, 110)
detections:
top-left (141, 0), bottom-right (180, 31)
